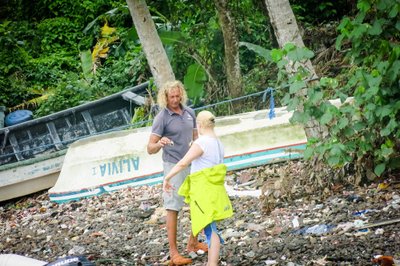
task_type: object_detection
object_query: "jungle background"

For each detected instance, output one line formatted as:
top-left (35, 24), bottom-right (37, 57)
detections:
top-left (0, 0), bottom-right (399, 184)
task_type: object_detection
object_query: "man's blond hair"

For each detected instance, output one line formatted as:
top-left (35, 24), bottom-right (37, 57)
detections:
top-left (157, 80), bottom-right (188, 108)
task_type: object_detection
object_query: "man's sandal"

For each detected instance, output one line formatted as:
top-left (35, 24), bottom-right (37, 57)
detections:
top-left (169, 253), bottom-right (193, 266)
top-left (186, 241), bottom-right (208, 253)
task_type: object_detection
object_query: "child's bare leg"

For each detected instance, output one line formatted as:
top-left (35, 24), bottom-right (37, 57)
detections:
top-left (207, 231), bottom-right (220, 266)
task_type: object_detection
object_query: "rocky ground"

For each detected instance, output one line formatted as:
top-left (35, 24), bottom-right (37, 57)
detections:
top-left (1, 161), bottom-right (399, 266)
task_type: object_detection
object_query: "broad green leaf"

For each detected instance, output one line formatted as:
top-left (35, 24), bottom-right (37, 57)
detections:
top-left (159, 30), bottom-right (186, 45)
top-left (303, 147), bottom-right (314, 159)
top-left (384, 139), bottom-right (395, 148)
top-left (270, 49), bottom-right (283, 62)
top-left (337, 17), bottom-right (350, 31)
top-left (309, 90), bottom-right (323, 104)
top-left (335, 34), bottom-right (345, 50)
top-left (377, 61), bottom-right (389, 74)
top-left (184, 63), bottom-right (207, 104)
top-left (330, 144), bottom-right (343, 156)
top-left (287, 97), bottom-right (300, 112)
top-left (387, 60), bottom-right (400, 82)
top-left (290, 110), bottom-right (309, 124)
top-left (380, 145), bottom-right (394, 157)
top-left (380, 118), bottom-right (396, 136)
top-left (355, 12), bottom-right (366, 24)
top-left (289, 80), bottom-right (306, 94)
top-left (283, 43), bottom-right (296, 52)
top-left (374, 163), bottom-right (386, 176)
top-left (351, 24), bottom-right (367, 39)
top-left (327, 156), bottom-right (340, 166)
top-left (239, 41), bottom-right (272, 61)
top-left (301, 48), bottom-right (314, 59)
top-left (127, 27), bottom-right (139, 42)
top-left (80, 49), bottom-right (92, 80)
top-left (368, 20), bottom-right (383, 35)
top-left (376, 105), bottom-right (391, 119)
top-left (315, 143), bottom-right (327, 155)
top-left (281, 93), bottom-right (291, 106)
top-left (389, 3), bottom-right (399, 17)
top-left (83, 18), bottom-right (99, 34)
top-left (366, 103), bottom-right (376, 112)
top-left (277, 59), bottom-right (288, 69)
top-left (362, 86), bottom-right (379, 100)
top-left (338, 117), bottom-right (349, 129)
top-left (320, 77), bottom-right (338, 88)
top-left (164, 45), bottom-right (174, 62)
top-left (83, 7), bottom-right (120, 34)
top-left (357, 0), bottom-right (371, 13)
top-left (320, 112), bottom-right (333, 125)
top-left (343, 127), bottom-right (355, 137)
top-left (287, 47), bottom-right (314, 61)
top-left (377, 0), bottom-right (390, 11)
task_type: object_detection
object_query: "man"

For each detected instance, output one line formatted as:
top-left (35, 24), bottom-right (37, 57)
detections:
top-left (147, 80), bottom-right (207, 265)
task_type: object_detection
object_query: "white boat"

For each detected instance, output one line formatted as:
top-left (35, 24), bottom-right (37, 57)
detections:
top-left (0, 151), bottom-right (65, 202)
top-left (49, 107), bottom-right (307, 203)
top-left (0, 83), bottom-right (148, 202)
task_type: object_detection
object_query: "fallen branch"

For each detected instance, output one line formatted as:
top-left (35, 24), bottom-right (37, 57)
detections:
top-left (357, 218), bottom-right (400, 230)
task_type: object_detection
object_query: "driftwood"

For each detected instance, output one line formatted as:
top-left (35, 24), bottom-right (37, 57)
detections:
top-left (357, 217), bottom-right (400, 230)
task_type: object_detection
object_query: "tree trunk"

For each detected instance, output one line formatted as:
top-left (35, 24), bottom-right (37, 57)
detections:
top-left (213, 0), bottom-right (242, 98)
top-left (126, 0), bottom-right (175, 89)
top-left (264, 0), bottom-right (322, 139)
top-left (264, 0), bottom-right (317, 78)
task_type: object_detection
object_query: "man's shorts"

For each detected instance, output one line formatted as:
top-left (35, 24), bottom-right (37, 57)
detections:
top-left (162, 161), bottom-right (189, 211)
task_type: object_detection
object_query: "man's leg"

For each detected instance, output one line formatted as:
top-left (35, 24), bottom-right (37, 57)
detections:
top-left (163, 162), bottom-right (192, 264)
top-left (166, 209), bottom-right (192, 265)
top-left (166, 209), bottom-right (179, 255)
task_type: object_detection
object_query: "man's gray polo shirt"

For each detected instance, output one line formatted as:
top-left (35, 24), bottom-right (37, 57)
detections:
top-left (151, 106), bottom-right (197, 163)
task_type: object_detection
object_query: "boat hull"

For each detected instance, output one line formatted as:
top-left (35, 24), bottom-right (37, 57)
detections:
top-left (0, 83), bottom-right (148, 202)
top-left (49, 107), bottom-right (307, 203)
top-left (0, 152), bottom-right (65, 202)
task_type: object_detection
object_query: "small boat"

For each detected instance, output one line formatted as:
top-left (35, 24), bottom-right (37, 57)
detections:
top-left (0, 82), bottom-right (149, 202)
top-left (49, 106), bottom-right (308, 203)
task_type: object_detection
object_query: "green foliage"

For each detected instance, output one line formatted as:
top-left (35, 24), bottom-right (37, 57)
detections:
top-left (290, 0), bottom-right (354, 23)
top-left (36, 17), bottom-right (81, 55)
top-left (80, 50), bottom-right (93, 81)
top-left (150, 0), bottom-right (273, 101)
top-left (131, 106), bottom-right (153, 128)
top-left (1, 0), bottom-right (274, 117)
top-left (34, 76), bottom-right (93, 117)
top-left (274, 0), bottom-right (400, 181)
top-left (0, 0), bottom-right (153, 117)
top-left (239, 42), bottom-right (272, 62)
top-left (184, 63), bottom-right (207, 104)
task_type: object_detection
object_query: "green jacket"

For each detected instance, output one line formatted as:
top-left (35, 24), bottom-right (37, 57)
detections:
top-left (178, 164), bottom-right (233, 236)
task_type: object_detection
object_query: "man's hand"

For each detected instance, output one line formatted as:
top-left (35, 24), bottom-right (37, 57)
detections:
top-left (158, 137), bottom-right (174, 147)
top-left (147, 135), bottom-right (173, 154)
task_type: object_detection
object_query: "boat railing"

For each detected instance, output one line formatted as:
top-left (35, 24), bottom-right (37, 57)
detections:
top-left (0, 82), bottom-right (149, 165)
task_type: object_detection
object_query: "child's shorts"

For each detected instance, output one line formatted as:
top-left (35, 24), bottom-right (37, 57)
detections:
top-left (204, 221), bottom-right (224, 247)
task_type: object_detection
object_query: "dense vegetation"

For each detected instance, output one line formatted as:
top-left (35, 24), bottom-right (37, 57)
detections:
top-left (0, 0), bottom-right (398, 180)
top-left (0, 0), bottom-right (349, 115)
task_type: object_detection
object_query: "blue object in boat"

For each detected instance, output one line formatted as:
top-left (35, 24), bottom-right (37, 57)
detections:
top-left (5, 110), bottom-right (33, 126)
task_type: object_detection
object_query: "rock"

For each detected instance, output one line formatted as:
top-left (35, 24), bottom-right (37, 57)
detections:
top-left (0, 162), bottom-right (399, 265)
